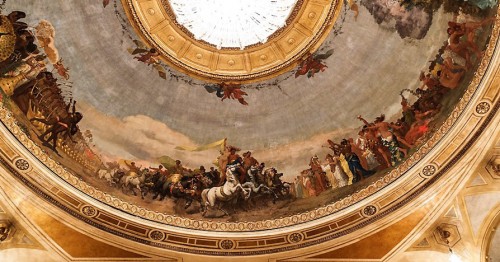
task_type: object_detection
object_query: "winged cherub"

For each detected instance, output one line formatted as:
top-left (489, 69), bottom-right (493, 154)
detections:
top-left (204, 82), bottom-right (249, 105)
top-left (128, 40), bottom-right (167, 79)
top-left (295, 49), bottom-right (334, 78)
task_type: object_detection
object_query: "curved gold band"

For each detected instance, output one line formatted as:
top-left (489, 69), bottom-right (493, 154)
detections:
top-left (121, 0), bottom-right (343, 83)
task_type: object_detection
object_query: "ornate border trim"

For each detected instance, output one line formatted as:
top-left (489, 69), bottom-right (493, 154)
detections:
top-left (0, 97), bottom-right (497, 255)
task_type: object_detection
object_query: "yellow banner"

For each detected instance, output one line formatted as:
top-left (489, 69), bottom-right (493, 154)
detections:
top-left (118, 159), bottom-right (133, 166)
top-left (175, 138), bottom-right (226, 152)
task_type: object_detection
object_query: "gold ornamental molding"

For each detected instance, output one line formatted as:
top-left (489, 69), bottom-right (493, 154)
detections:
top-left (121, 0), bottom-right (343, 83)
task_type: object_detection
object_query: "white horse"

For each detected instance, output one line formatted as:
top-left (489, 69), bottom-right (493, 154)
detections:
top-left (121, 170), bottom-right (147, 196)
top-left (201, 164), bottom-right (250, 216)
top-left (97, 167), bottom-right (118, 186)
top-left (241, 166), bottom-right (277, 198)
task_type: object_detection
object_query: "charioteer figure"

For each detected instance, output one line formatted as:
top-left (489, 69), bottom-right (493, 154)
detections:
top-left (30, 99), bottom-right (82, 154)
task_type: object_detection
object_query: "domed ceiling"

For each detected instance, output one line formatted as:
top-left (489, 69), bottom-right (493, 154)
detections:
top-left (0, 0), bottom-right (498, 251)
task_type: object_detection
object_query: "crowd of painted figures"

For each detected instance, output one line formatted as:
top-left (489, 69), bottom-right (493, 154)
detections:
top-left (293, 16), bottom-right (494, 199)
top-left (97, 148), bottom-right (292, 215)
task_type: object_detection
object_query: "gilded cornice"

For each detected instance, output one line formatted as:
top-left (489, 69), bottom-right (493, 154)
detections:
top-left (120, 0), bottom-right (343, 83)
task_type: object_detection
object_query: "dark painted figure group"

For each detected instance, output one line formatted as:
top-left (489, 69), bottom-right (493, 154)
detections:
top-left (97, 148), bottom-right (292, 217)
top-left (293, 1), bottom-right (495, 199)
top-left (0, 10), bottom-right (83, 156)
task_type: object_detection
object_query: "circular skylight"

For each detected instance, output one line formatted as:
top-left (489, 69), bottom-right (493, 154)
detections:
top-left (168, 0), bottom-right (298, 49)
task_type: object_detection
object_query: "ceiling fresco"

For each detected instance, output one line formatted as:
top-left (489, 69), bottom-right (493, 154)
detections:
top-left (0, 0), bottom-right (498, 227)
